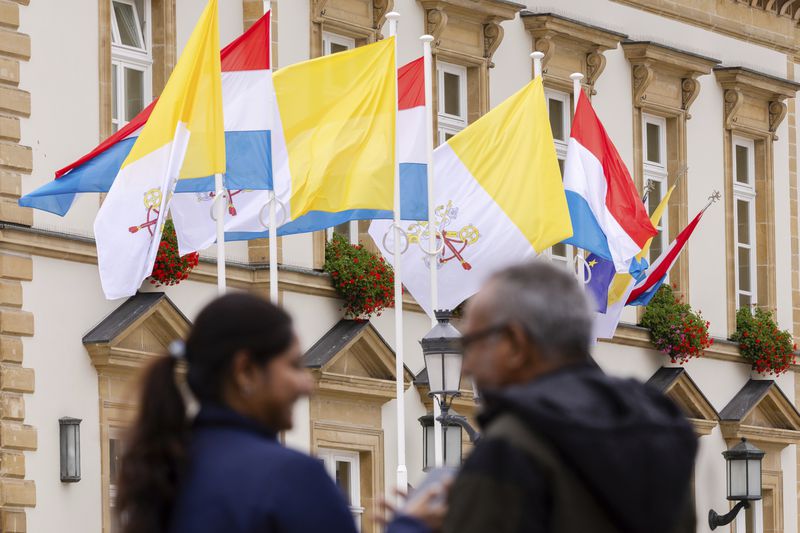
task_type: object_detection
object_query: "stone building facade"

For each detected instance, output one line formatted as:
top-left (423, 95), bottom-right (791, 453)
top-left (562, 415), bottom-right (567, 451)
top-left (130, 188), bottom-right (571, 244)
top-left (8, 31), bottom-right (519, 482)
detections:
top-left (1, 0), bottom-right (800, 531)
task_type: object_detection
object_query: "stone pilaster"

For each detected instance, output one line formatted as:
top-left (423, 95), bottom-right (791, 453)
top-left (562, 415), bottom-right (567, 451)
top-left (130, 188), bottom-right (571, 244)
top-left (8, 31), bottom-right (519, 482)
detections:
top-left (0, 1), bottom-right (36, 530)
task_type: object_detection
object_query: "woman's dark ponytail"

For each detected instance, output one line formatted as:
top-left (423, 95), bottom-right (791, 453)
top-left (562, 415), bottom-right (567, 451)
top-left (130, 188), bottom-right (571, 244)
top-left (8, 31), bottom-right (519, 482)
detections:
top-left (115, 293), bottom-right (293, 532)
top-left (117, 352), bottom-right (188, 533)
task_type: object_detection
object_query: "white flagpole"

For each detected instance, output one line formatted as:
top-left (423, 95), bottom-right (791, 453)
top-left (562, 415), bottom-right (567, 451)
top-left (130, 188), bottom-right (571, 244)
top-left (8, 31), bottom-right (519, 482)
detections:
top-left (420, 34), bottom-right (444, 469)
top-left (214, 173), bottom-right (227, 294)
top-left (387, 11), bottom-right (407, 494)
top-left (264, 0), bottom-right (278, 304)
top-left (570, 72), bottom-right (583, 112)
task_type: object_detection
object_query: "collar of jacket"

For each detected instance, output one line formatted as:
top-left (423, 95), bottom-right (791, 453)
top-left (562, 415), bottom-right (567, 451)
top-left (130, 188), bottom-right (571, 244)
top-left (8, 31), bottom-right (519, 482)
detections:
top-left (193, 403), bottom-right (279, 441)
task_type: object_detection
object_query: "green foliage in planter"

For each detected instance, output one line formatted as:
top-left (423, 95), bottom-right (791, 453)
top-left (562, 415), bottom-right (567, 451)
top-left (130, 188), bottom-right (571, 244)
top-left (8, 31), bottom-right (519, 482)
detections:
top-left (641, 285), bottom-right (712, 364)
top-left (731, 307), bottom-right (796, 376)
top-left (149, 219), bottom-right (200, 287)
top-left (324, 233), bottom-right (395, 320)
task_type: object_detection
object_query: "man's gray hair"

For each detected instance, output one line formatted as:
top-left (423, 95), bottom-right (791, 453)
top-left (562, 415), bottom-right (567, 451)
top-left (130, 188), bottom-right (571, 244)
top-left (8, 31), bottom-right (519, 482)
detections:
top-left (485, 259), bottom-right (594, 361)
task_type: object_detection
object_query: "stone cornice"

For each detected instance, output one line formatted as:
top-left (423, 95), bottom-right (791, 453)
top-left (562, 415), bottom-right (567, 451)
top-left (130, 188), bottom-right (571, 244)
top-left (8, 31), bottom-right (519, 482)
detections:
top-left (521, 12), bottom-right (626, 94)
top-left (610, 0), bottom-right (800, 56)
top-left (602, 322), bottom-right (800, 372)
top-left (418, 0), bottom-right (522, 65)
top-left (0, 223), bottom-right (424, 311)
top-left (622, 40), bottom-right (719, 113)
top-left (715, 66), bottom-right (800, 138)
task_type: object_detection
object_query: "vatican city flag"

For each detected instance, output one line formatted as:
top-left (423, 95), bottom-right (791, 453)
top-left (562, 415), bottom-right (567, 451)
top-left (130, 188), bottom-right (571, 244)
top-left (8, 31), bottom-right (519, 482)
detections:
top-left (370, 77), bottom-right (572, 316)
top-left (271, 38), bottom-right (397, 227)
top-left (94, 0), bottom-right (224, 299)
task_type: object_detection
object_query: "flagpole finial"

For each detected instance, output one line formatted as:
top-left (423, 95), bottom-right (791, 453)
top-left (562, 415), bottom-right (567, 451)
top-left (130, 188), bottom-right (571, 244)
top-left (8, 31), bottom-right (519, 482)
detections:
top-left (420, 35), bottom-right (434, 43)
top-left (386, 11), bottom-right (400, 22)
top-left (570, 72), bottom-right (584, 82)
top-left (531, 51), bottom-right (544, 79)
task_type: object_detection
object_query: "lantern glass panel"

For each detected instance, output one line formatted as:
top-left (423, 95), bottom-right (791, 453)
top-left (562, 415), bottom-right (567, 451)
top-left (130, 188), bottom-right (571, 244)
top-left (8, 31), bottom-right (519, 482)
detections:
top-left (443, 353), bottom-right (463, 392)
top-left (424, 353), bottom-right (445, 393)
top-left (443, 426), bottom-right (462, 468)
top-left (747, 458), bottom-right (761, 498)
top-left (423, 424), bottom-right (434, 471)
top-left (728, 458), bottom-right (747, 499)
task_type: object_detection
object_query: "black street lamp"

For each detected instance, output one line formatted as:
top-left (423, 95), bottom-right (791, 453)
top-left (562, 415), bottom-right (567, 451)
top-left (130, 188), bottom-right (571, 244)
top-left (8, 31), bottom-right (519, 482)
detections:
top-left (708, 438), bottom-right (764, 530)
top-left (419, 310), bottom-right (480, 469)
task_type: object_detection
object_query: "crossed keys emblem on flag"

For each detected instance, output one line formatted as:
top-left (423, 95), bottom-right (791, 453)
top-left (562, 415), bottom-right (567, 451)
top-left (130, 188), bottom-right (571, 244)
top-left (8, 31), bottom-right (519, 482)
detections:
top-left (128, 188), bottom-right (165, 236)
top-left (407, 201), bottom-right (480, 271)
top-left (195, 189), bottom-right (248, 216)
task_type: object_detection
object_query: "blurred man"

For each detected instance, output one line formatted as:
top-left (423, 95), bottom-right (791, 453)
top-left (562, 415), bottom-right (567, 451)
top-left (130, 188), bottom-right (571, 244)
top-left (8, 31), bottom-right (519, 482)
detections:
top-left (389, 260), bottom-right (697, 533)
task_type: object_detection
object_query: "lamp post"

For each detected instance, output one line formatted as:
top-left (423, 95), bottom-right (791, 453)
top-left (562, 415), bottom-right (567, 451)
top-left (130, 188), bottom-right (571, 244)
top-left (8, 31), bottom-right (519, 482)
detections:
top-left (708, 438), bottom-right (764, 530)
top-left (420, 310), bottom-right (480, 468)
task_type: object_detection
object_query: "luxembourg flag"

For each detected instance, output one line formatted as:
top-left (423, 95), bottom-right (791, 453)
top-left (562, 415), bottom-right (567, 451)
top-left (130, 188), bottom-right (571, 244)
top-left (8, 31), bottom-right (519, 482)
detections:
top-left (563, 91), bottom-right (656, 271)
top-left (171, 56), bottom-right (428, 252)
top-left (94, 0), bottom-right (224, 300)
top-left (626, 208), bottom-right (706, 306)
top-left (19, 11), bottom-right (272, 216)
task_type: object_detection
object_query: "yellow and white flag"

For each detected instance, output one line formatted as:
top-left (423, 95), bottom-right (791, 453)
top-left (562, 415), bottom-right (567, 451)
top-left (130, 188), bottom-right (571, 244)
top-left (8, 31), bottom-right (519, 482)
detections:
top-left (370, 77), bottom-right (572, 316)
top-left (94, 0), bottom-right (224, 299)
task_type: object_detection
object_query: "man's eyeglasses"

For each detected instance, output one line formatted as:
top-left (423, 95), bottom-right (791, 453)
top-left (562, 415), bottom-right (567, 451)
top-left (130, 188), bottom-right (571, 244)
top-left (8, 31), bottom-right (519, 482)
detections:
top-left (459, 323), bottom-right (509, 352)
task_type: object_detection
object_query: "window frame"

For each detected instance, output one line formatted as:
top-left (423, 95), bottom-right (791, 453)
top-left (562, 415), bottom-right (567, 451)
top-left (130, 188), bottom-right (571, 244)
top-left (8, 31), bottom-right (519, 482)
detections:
top-left (437, 61), bottom-right (468, 140)
top-left (110, 0), bottom-right (152, 132)
top-left (732, 136), bottom-right (757, 310)
top-left (111, 0), bottom-right (149, 57)
top-left (318, 448), bottom-right (364, 531)
top-left (642, 113), bottom-right (669, 269)
top-left (322, 32), bottom-right (356, 55)
top-left (544, 89), bottom-right (574, 269)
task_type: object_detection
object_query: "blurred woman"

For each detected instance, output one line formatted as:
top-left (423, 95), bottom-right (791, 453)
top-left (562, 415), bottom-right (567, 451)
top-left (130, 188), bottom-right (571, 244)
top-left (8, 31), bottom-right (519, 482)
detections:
top-left (116, 293), bottom-right (358, 533)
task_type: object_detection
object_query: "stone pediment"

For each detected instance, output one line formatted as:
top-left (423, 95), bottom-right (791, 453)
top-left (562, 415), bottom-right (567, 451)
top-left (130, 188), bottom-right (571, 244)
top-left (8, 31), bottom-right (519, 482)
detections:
top-left (305, 320), bottom-right (414, 401)
top-left (83, 292), bottom-right (190, 373)
top-left (720, 379), bottom-right (800, 446)
top-left (646, 367), bottom-right (718, 436)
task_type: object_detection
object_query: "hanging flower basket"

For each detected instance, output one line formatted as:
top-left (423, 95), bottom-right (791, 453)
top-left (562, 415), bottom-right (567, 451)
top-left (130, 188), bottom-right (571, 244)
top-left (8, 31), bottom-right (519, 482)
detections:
top-left (731, 307), bottom-right (796, 376)
top-left (148, 219), bottom-right (200, 287)
top-left (324, 233), bottom-right (395, 320)
top-left (641, 285), bottom-right (713, 365)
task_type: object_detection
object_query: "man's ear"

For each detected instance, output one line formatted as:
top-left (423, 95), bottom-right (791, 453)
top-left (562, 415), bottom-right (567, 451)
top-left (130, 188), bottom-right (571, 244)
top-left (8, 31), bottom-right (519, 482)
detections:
top-left (505, 323), bottom-right (533, 370)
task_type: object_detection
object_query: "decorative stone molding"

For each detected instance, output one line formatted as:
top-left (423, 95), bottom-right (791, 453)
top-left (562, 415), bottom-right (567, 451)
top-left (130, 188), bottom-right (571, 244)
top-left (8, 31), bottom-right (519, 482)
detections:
top-left (418, 0), bottom-right (522, 65)
top-left (83, 293), bottom-right (190, 533)
top-left (622, 41), bottom-right (719, 115)
top-left (720, 379), bottom-right (800, 445)
top-left (714, 67), bottom-right (800, 334)
top-left (310, 0), bottom-right (392, 54)
top-left (610, 0), bottom-right (800, 56)
top-left (305, 320), bottom-right (412, 533)
top-left (646, 367), bottom-right (719, 436)
top-left (623, 41), bottom-right (717, 307)
top-left (521, 11), bottom-right (626, 94)
top-left (715, 67), bottom-right (799, 140)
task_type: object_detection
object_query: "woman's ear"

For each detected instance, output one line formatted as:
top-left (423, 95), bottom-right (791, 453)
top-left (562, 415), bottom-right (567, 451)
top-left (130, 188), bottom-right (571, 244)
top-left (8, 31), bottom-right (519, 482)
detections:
top-left (229, 350), bottom-right (257, 396)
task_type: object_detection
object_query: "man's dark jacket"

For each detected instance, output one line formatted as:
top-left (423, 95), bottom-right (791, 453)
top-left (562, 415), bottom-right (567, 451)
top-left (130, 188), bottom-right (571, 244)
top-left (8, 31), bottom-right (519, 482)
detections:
top-left (389, 362), bottom-right (698, 533)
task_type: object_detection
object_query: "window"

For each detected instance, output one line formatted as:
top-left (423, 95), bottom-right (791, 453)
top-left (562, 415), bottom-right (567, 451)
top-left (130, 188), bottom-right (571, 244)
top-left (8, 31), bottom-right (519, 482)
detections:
top-left (437, 62), bottom-right (468, 143)
top-left (733, 137), bottom-right (756, 310)
top-left (322, 32), bottom-right (355, 56)
top-left (321, 32), bottom-right (359, 244)
top-left (111, 0), bottom-right (152, 132)
top-left (643, 114), bottom-right (668, 267)
top-left (319, 449), bottom-right (364, 531)
top-left (545, 89), bottom-right (574, 269)
top-left (108, 433), bottom-right (124, 533)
